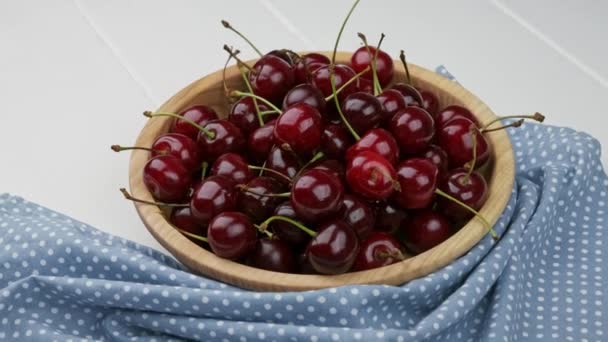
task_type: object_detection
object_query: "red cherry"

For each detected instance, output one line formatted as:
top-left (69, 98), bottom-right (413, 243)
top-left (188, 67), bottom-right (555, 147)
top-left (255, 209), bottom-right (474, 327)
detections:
top-left (309, 159), bottom-right (345, 181)
top-left (282, 84), bottom-right (326, 113)
top-left (437, 117), bottom-right (489, 168)
top-left (274, 103), bottom-right (323, 156)
top-left (391, 83), bottom-right (423, 107)
top-left (353, 232), bottom-right (402, 271)
top-left (237, 176), bottom-right (284, 223)
top-left (210, 153), bottom-right (253, 185)
top-left (171, 105), bottom-right (218, 140)
top-left (228, 97), bottom-right (272, 135)
top-left (312, 64), bottom-right (358, 101)
top-left (394, 158), bottom-right (438, 209)
top-left (247, 120), bottom-right (276, 164)
top-left (357, 77), bottom-right (374, 94)
top-left (438, 168), bottom-right (488, 222)
top-left (266, 50), bottom-right (295, 65)
top-left (306, 220), bottom-right (359, 275)
top-left (189, 175), bottom-right (237, 225)
top-left (403, 210), bottom-right (452, 254)
top-left (207, 211), bottom-right (257, 260)
top-left (271, 201), bottom-right (311, 248)
top-left (171, 207), bottom-right (206, 247)
top-left (374, 202), bottom-right (408, 234)
top-left (419, 89), bottom-right (439, 117)
top-left (148, 133), bottom-right (201, 172)
top-left (346, 128), bottom-right (399, 166)
top-left (197, 119), bottom-right (245, 162)
top-left (265, 146), bottom-right (301, 184)
top-left (341, 92), bottom-right (383, 135)
top-left (249, 55), bottom-right (295, 104)
top-left (377, 89), bottom-right (407, 123)
top-left (389, 107), bottom-right (435, 155)
top-left (346, 151), bottom-right (398, 201)
top-left (436, 105), bottom-right (478, 128)
top-left (420, 144), bottom-right (449, 177)
top-left (143, 155), bottom-right (191, 202)
top-left (291, 169), bottom-right (344, 223)
top-left (294, 53), bottom-right (330, 84)
top-left (248, 239), bottom-right (296, 273)
top-left (321, 124), bottom-right (353, 159)
top-left (337, 194), bottom-right (375, 239)
top-left (351, 46), bottom-right (394, 87)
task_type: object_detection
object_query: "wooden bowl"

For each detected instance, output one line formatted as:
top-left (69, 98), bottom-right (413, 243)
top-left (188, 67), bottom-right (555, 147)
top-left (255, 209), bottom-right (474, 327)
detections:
top-left (128, 52), bottom-right (514, 291)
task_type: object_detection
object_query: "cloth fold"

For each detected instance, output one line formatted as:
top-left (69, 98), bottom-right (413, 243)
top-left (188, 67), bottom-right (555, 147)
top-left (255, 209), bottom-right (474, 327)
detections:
top-left (1, 123), bottom-right (606, 341)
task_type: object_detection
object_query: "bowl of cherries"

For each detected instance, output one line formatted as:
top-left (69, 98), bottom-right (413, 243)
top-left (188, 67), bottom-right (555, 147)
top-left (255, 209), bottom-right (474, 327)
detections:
top-left (114, 3), bottom-right (544, 291)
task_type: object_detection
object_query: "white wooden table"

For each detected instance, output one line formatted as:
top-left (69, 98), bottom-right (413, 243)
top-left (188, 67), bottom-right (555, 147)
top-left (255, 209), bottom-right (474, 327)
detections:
top-left (1, 0), bottom-right (606, 252)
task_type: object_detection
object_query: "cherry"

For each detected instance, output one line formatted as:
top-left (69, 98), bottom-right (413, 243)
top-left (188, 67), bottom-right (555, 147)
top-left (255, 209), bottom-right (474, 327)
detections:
top-left (351, 46), bottom-right (394, 87)
top-left (436, 105), bottom-right (478, 128)
top-left (321, 124), bottom-right (353, 159)
top-left (309, 159), bottom-right (345, 181)
top-left (346, 150), bottom-right (398, 201)
top-left (249, 55), bottom-right (295, 104)
top-left (341, 92), bottom-right (383, 134)
top-left (265, 146), bottom-right (300, 184)
top-left (248, 238), bottom-right (296, 273)
top-left (294, 53), bottom-right (330, 84)
top-left (197, 119), bottom-right (245, 162)
top-left (143, 155), bottom-right (191, 202)
top-left (346, 128), bottom-right (399, 166)
top-left (247, 120), bottom-right (276, 164)
top-left (438, 168), bottom-right (488, 222)
top-left (210, 153), bottom-right (253, 185)
top-left (312, 64), bottom-right (358, 101)
top-left (357, 77), bottom-right (374, 94)
top-left (353, 232), bottom-right (403, 271)
top-left (237, 176), bottom-right (284, 223)
top-left (282, 84), bottom-right (326, 113)
top-left (337, 194), bottom-right (375, 239)
top-left (420, 144), bottom-right (449, 177)
top-left (291, 168), bottom-right (344, 223)
top-left (266, 49), bottom-right (295, 65)
top-left (419, 89), bottom-right (439, 117)
top-left (389, 107), bottom-right (435, 155)
top-left (403, 210), bottom-right (452, 254)
top-left (171, 105), bottom-right (218, 140)
top-left (271, 201), bottom-right (311, 248)
top-left (394, 158), bottom-right (438, 209)
top-left (274, 103), bottom-right (323, 156)
top-left (171, 207), bottom-right (207, 247)
top-left (190, 175), bottom-right (237, 225)
top-left (436, 117), bottom-right (489, 168)
top-left (377, 89), bottom-right (407, 123)
top-left (229, 97), bottom-right (273, 135)
top-left (207, 211), bottom-right (257, 260)
top-left (306, 220), bottom-right (359, 275)
top-left (298, 252), bottom-right (318, 274)
top-left (391, 83), bottom-right (423, 107)
top-left (374, 202), bottom-right (408, 234)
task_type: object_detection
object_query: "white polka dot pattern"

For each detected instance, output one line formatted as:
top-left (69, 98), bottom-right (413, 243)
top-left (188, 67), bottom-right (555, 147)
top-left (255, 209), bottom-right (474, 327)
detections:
top-left (1, 120), bottom-right (606, 341)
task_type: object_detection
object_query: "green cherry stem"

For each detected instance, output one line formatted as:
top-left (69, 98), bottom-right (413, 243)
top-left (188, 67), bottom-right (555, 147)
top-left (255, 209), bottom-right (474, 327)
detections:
top-left (357, 32), bottom-right (382, 96)
top-left (223, 45), bottom-right (255, 73)
top-left (177, 228), bottom-right (208, 243)
top-left (481, 119), bottom-right (524, 134)
top-left (481, 112), bottom-right (545, 131)
top-left (236, 185), bottom-right (291, 198)
top-left (324, 66), bottom-right (370, 102)
top-left (143, 111), bottom-right (216, 140)
top-left (247, 165), bottom-right (292, 183)
top-left (119, 188), bottom-right (188, 208)
top-left (435, 188), bottom-right (498, 240)
top-left (230, 90), bottom-right (282, 114)
top-left (111, 145), bottom-right (154, 153)
top-left (238, 65), bottom-right (265, 126)
top-left (201, 161), bottom-right (209, 180)
top-left (294, 151), bottom-right (325, 179)
top-left (331, 0), bottom-right (361, 65)
top-left (259, 110), bottom-right (278, 116)
top-left (258, 216), bottom-right (318, 237)
top-left (463, 127), bottom-right (477, 183)
top-left (221, 20), bottom-right (263, 57)
top-left (223, 47), bottom-right (240, 99)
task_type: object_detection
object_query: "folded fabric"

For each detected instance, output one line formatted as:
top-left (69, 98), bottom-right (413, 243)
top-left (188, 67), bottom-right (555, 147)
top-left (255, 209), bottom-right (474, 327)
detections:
top-left (1, 126), bottom-right (607, 341)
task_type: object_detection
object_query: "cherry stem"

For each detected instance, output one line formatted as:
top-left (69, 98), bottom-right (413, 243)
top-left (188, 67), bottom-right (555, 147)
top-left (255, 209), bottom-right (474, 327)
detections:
top-left (324, 66), bottom-right (370, 102)
top-left (237, 185), bottom-right (291, 198)
top-left (223, 47), bottom-right (240, 99)
top-left (258, 216), bottom-right (317, 237)
top-left (231, 90), bottom-right (282, 114)
top-left (294, 151), bottom-right (325, 179)
top-left (376, 250), bottom-right (406, 261)
top-left (481, 112), bottom-right (545, 131)
top-left (253, 224), bottom-right (274, 238)
top-left (221, 20), bottom-right (263, 57)
top-left (143, 111), bottom-right (215, 140)
top-left (481, 119), bottom-right (524, 134)
top-left (119, 188), bottom-right (188, 208)
top-left (259, 110), bottom-right (277, 116)
top-left (399, 50), bottom-right (412, 84)
top-left (223, 45), bottom-right (254, 73)
top-left (464, 127), bottom-right (477, 183)
top-left (201, 161), bottom-right (209, 180)
top-left (247, 165), bottom-right (292, 183)
top-left (357, 32), bottom-right (383, 96)
top-left (258, 160), bottom-right (268, 177)
top-left (111, 145), bottom-right (153, 153)
top-left (331, 0), bottom-right (361, 65)
top-left (435, 188), bottom-right (498, 240)
top-left (237, 65), bottom-right (265, 127)
top-left (372, 33), bottom-right (386, 94)
top-left (177, 228), bottom-right (208, 243)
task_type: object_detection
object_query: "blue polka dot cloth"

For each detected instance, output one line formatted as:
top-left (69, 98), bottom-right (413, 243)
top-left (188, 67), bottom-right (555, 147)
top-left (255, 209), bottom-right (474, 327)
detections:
top-left (2, 77), bottom-right (608, 341)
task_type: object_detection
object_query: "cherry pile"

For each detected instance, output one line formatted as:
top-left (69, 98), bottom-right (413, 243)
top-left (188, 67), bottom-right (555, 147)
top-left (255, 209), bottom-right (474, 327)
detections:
top-left (114, 0), bottom-right (543, 275)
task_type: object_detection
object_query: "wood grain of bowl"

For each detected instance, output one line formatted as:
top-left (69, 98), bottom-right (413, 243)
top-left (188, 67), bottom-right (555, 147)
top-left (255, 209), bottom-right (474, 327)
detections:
top-left (128, 51), bottom-right (514, 291)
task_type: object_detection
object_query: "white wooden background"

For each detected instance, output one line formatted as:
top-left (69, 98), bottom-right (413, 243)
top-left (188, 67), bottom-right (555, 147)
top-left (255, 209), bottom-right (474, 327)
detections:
top-left (1, 0), bottom-right (606, 252)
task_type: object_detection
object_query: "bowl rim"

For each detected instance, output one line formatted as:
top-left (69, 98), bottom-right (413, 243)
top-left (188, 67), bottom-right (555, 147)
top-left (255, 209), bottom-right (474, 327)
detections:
top-left (128, 51), bottom-right (514, 291)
